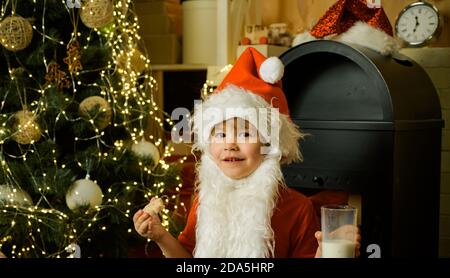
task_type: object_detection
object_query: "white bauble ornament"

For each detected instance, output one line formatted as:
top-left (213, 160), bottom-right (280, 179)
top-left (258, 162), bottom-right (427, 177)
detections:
top-left (12, 110), bottom-right (42, 145)
top-left (131, 139), bottom-right (160, 164)
top-left (0, 184), bottom-right (33, 207)
top-left (65, 179), bottom-right (103, 211)
top-left (0, 15), bottom-right (33, 52)
top-left (80, 0), bottom-right (114, 29)
top-left (79, 96), bottom-right (112, 131)
top-left (65, 243), bottom-right (81, 258)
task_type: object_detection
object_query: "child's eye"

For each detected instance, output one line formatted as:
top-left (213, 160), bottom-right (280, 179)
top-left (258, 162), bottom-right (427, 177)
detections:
top-left (238, 132), bottom-right (250, 138)
top-left (214, 132), bottom-right (226, 139)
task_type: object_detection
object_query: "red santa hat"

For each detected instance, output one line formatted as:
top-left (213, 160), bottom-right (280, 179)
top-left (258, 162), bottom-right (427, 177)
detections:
top-left (193, 47), bottom-right (304, 164)
top-left (292, 0), bottom-right (399, 55)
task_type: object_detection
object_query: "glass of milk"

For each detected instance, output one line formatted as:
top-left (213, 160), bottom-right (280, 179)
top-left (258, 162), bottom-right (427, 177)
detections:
top-left (321, 205), bottom-right (357, 258)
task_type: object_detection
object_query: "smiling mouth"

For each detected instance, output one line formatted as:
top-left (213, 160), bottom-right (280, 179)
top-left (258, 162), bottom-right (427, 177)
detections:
top-left (223, 157), bottom-right (245, 162)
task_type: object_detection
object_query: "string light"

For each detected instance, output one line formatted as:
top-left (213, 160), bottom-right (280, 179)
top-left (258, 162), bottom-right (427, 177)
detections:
top-left (0, 0), bottom-right (186, 258)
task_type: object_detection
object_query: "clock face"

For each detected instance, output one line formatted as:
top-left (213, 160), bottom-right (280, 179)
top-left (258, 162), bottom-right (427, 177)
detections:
top-left (396, 2), bottom-right (439, 46)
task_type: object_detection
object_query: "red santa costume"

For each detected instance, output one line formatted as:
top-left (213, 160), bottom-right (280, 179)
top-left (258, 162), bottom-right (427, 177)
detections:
top-left (177, 47), bottom-right (319, 258)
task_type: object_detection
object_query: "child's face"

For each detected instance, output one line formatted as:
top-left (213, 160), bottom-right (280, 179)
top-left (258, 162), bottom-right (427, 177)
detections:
top-left (208, 118), bottom-right (264, 179)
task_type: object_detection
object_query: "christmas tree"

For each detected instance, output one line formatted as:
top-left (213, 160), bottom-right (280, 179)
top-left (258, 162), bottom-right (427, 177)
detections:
top-left (0, 0), bottom-right (186, 258)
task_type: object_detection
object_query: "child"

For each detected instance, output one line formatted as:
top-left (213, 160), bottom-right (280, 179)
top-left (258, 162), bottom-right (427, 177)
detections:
top-left (133, 47), bottom-right (359, 258)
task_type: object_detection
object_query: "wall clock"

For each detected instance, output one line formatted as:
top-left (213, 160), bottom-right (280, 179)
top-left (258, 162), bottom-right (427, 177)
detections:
top-left (395, 1), bottom-right (441, 47)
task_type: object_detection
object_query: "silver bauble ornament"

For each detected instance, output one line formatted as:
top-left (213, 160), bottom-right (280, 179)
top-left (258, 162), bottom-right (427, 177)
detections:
top-left (65, 243), bottom-right (81, 258)
top-left (131, 139), bottom-right (160, 165)
top-left (65, 179), bottom-right (103, 211)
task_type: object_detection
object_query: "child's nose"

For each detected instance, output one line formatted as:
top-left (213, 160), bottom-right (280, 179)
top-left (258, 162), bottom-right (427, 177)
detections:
top-left (224, 142), bottom-right (239, 151)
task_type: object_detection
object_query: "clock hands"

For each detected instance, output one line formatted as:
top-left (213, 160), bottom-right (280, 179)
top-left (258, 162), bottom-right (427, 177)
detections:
top-left (396, 2), bottom-right (440, 46)
top-left (413, 15), bottom-right (419, 33)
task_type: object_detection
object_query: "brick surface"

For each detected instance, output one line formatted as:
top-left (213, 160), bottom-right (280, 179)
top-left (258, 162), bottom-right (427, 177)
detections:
top-left (400, 48), bottom-right (450, 68)
top-left (442, 151), bottom-right (450, 173)
top-left (426, 68), bottom-right (450, 89)
top-left (443, 131), bottom-right (450, 150)
top-left (440, 216), bottom-right (450, 237)
top-left (439, 237), bottom-right (450, 258)
top-left (439, 88), bottom-right (450, 110)
top-left (442, 173), bottom-right (450, 194)
top-left (441, 194), bottom-right (450, 215)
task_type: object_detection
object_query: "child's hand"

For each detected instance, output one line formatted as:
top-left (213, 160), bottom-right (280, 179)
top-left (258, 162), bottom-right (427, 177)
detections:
top-left (133, 209), bottom-right (167, 242)
top-left (314, 226), bottom-right (361, 258)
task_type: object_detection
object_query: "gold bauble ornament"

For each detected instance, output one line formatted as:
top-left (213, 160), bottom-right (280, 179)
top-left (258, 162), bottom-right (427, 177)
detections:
top-left (117, 49), bottom-right (147, 75)
top-left (79, 96), bottom-right (112, 131)
top-left (80, 0), bottom-right (114, 29)
top-left (12, 110), bottom-right (42, 145)
top-left (0, 184), bottom-right (33, 207)
top-left (131, 139), bottom-right (160, 165)
top-left (0, 15), bottom-right (33, 52)
top-left (65, 178), bottom-right (103, 211)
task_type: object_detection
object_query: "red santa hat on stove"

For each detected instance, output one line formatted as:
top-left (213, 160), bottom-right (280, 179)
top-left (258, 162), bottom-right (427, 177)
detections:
top-left (193, 47), bottom-right (304, 164)
top-left (292, 0), bottom-right (400, 55)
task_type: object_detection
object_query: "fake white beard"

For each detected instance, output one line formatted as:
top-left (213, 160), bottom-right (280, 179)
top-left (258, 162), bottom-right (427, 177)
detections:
top-left (193, 154), bottom-right (284, 258)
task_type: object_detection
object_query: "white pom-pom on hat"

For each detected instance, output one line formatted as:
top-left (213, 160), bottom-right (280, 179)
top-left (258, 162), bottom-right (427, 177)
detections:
top-left (196, 47), bottom-right (304, 164)
top-left (259, 56), bottom-right (284, 84)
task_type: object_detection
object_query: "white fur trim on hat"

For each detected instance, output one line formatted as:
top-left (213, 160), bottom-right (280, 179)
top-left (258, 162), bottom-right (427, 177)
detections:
top-left (192, 85), bottom-right (304, 164)
top-left (292, 31), bottom-right (317, 47)
top-left (259, 57), bottom-right (284, 84)
top-left (335, 21), bottom-right (400, 56)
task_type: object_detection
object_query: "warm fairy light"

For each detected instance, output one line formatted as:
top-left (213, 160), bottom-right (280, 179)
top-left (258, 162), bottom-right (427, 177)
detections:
top-left (0, 0), bottom-right (184, 258)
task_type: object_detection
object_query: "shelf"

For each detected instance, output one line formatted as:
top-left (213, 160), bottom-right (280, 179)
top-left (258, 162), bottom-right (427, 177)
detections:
top-left (151, 64), bottom-right (208, 71)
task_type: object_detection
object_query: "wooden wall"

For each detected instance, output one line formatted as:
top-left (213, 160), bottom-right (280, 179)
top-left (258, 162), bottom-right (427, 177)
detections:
top-left (261, 0), bottom-right (450, 47)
